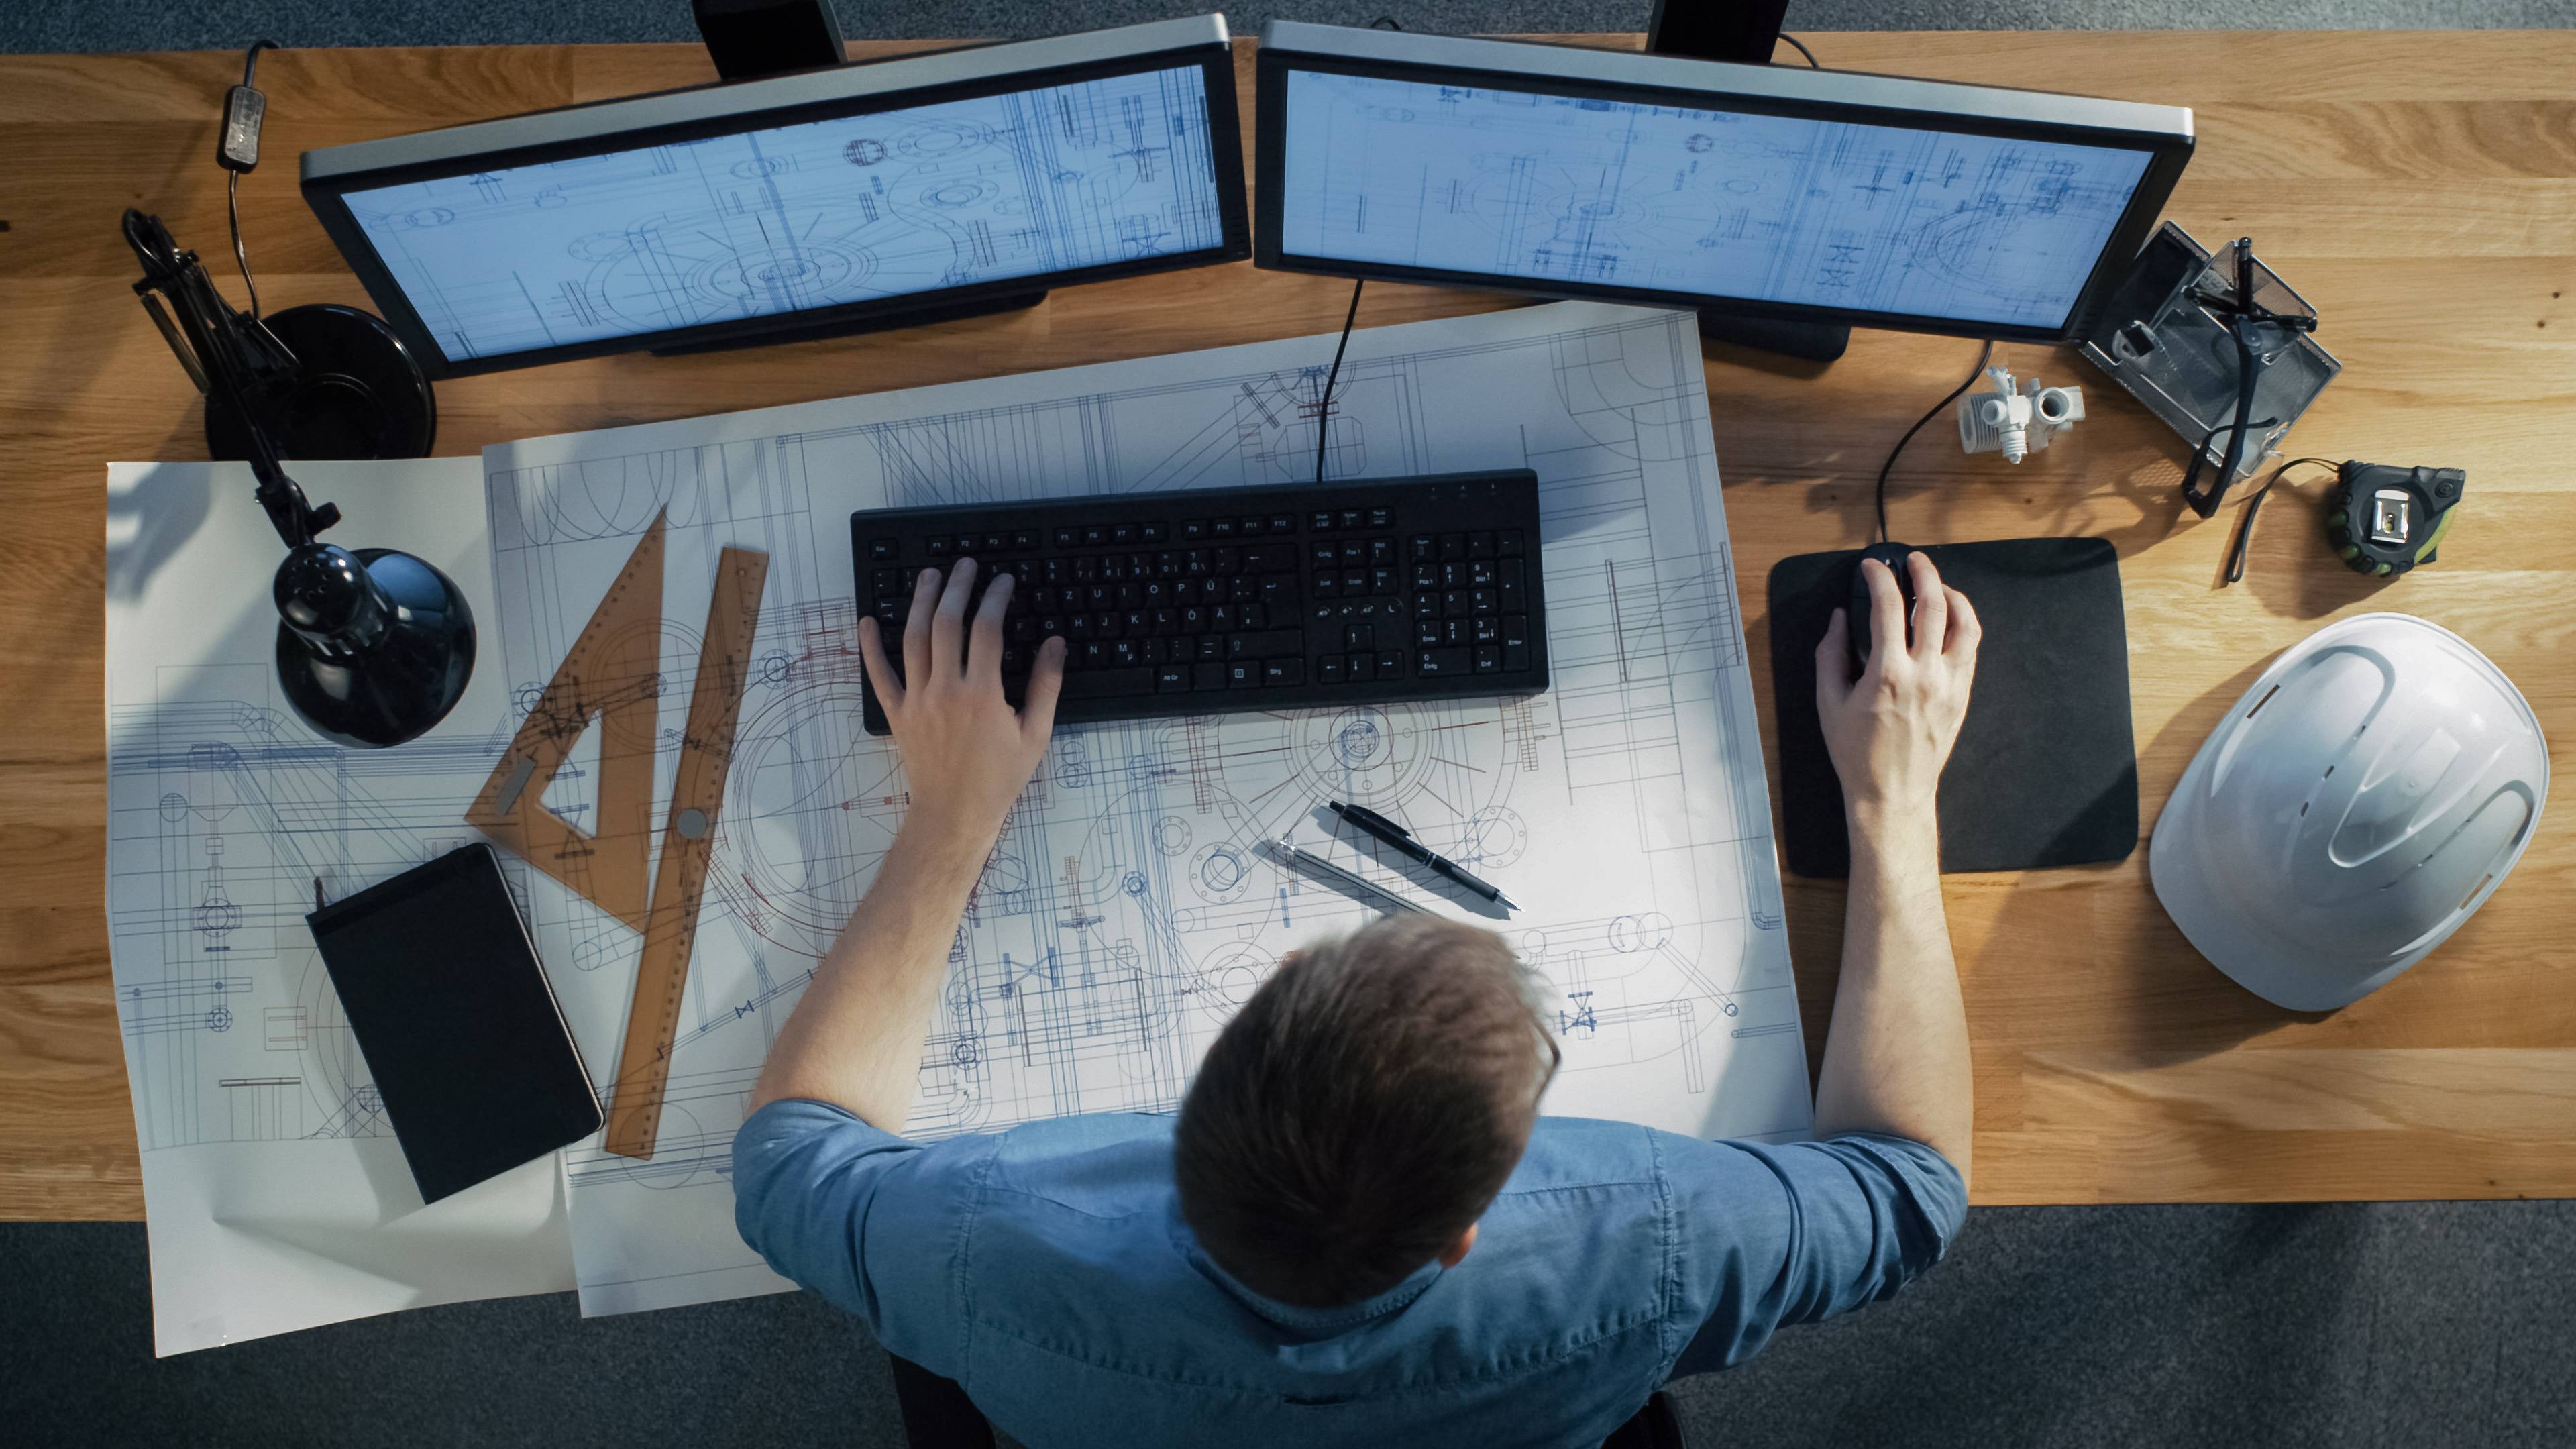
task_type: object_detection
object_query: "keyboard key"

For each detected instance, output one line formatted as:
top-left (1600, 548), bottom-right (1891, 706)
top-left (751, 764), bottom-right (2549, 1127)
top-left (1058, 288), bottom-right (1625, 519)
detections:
top-left (1375, 650), bottom-right (1403, 677)
top-left (1155, 663), bottom-right (1191, 692)
top-left (1346, 624), bottom-right (1375, 651)
top-left (1081, 525), bottom-right (1110, 546)
top-left (1142, 637), bottom-right (1172, 664)
top-left (1499, 529), bottom-right (1525, 557)
top-left (1371, 567), bottom-right (1401, 595)
top-left (1367, 507), bottom-right (1392, 528)
top-left (1474, 645), bottom-right (1502, 673)
top-left (1309, 511), bottom-right (1336, 533)
top-left (1470, 588), bottom-right (1496, 614)
top-left (1309, 542), bottom-right (1340, 570)
top-left (1469, 559), bottom-right (1498, 587)
top-left (1442, 590), bottom-right (1468, 617)
top-left (1415, 621), bottom-right (1442, 648)
top-left (1195, 661), bottom-right (1227, 690)
top-left (1313, 572), bottom-right (1340, 598)
top-left (1243, 544), bottom-right (1299, 572)
top-left (1079, 641), bottom-right (1108, 668)
top-left (1269, 514), bottom-right (1298, 535)
top-left (1260, 575), bottom-right (1299, 608)
top-left (1228, 629), bottom-right (1303, 659)
top-left (1369, 537), bottom-right (1396, 565)
top-left (1211, 517), bottom-right (1239, 539)
top-left (1337, 508), bottom-right (1365, 531)
top-left (926, 537), bottom-right (951, 558)
top-left (1012, 529), bottom-right (1040, 550)
top-left (1346, 652), bottom-right (1375, 681)
top-left (1501, 614), bottom-right (1531, 647)
top-left (869, 538), bottom-right (899, 561)
top-left (1238, 516), bottom-right (1265, 537)
top-left (1418, 647), bottom-right (1470, 677)
top-left (1213, 547), bottom-right (1242, 575)
top-left (1469, 531), bottom-right (1496, 559)
top-left (1110, 639), bottom-right (1142, 667)
top-left (1410, 534), bottom-right (1436, 561)
top-left (1140, 521), bottom-right (1169, 543)
top-left (1504, 643), bottom-right (1529, 672)
top-left (1317, 654), bottom-right (1346, 683)
top-left (1338, 540), bottom-right (1366, 565)
top-left (1226, 661), bottom-right (1260, 688)
top-left (1063, 667), bottom-right (1155, 699)
top-left (1110, 523), bottom-right (1137, 545)
top-left (1263, 658), bottom-right (1304, 686)
top-left (1439, 533), bottom-right (1466, 561)
top-left (1053, 527), bottom-right (1080, 549)
top-left (1471, 616), bottom-right (1500, 644)
top-left (1181, 519), bottom-right (1209, 542)
top-left (1195, 636), bottom-right (1225, 663)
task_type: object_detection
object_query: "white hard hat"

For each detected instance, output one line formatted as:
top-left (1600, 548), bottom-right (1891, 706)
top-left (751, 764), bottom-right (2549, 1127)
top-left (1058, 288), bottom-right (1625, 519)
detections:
top-left (2149, 614), bottom-right (2548, 1010)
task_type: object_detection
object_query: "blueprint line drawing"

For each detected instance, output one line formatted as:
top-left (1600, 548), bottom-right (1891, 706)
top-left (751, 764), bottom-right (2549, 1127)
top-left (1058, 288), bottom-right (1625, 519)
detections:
top-left (1276, 70), bottom-right (2153, 329)
top-left (481, 300), bottom-right (1811, 1318)
top-left (345, 65), bottom-right (1226, 361)
top-left (104, 460), bottom-right (575, 1356)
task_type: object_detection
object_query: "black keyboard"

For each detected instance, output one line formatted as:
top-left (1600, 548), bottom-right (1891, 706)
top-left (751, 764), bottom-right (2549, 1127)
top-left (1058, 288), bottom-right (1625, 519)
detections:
top-left (851, 470), bottom-right (1548, 735)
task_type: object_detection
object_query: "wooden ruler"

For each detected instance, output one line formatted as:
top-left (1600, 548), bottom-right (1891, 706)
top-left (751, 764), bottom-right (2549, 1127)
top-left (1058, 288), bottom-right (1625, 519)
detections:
top-left (602, 543), bottom-right (770, 1161)
top-left (464, 512), bottom-right (666, 932)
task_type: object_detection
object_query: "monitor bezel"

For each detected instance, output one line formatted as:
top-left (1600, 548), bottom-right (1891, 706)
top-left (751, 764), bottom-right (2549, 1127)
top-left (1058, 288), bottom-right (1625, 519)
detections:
top-left (302, 38), bottom-right (1250, 378)
top-left (1253, 32), bottom-right (2194, 344)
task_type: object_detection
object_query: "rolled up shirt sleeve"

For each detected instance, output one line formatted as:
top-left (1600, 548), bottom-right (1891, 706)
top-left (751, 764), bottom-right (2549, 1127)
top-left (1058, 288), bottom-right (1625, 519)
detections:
top-left (732, 1098), bottom-right (992, 1370)
top-left (1663, 1132), bottom-right (1968, 1377)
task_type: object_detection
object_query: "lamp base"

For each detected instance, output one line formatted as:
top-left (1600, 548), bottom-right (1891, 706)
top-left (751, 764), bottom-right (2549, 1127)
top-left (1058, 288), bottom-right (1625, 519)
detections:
top-left (207, 304), bottom-right (437, 462)
top-left (276, 548), bottom-right (476, 749)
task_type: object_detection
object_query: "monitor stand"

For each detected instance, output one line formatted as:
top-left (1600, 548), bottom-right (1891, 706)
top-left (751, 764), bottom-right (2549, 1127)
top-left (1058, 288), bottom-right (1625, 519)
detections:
top-left (1646, 0), bottom-right (1851, 365)
top-left (647, 290), bottom-right (1047, 358)
top-left (662, 0), bottom-right (1047, 357)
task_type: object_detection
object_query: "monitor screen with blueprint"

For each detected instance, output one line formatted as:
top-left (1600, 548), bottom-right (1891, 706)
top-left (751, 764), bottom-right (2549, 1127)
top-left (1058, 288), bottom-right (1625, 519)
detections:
top-left (301, 19), bottom-right (1250, 374)
top-left (1252, 24), bottom-right (2195, 342)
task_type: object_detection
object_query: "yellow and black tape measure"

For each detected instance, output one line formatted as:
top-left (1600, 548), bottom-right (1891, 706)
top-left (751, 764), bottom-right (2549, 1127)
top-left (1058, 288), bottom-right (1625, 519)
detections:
top-left (2324, 464), bottom-right (2465, 578)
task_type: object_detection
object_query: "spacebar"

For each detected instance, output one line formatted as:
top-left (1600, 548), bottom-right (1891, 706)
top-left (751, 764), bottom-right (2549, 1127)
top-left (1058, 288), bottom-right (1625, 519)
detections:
top-left (1059, 668), bottom-right (1155, 700)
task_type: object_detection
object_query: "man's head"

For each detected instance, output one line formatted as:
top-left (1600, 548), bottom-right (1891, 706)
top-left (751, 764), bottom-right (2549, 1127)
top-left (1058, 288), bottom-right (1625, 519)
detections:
top-left (1173, 915), bottom-right (1558, 1309)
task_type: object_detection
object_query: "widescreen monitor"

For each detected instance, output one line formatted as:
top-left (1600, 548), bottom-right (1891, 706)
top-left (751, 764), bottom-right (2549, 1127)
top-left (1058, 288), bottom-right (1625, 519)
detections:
top-left (1254, 23), bottom-right (2194, 342)
top-left (302, 17), bottom-right (1249, 376)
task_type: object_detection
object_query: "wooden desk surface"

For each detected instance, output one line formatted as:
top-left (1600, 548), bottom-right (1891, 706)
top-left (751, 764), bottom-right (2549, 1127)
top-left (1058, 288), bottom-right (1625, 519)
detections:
top-left (3, 32), bottom-right (2571, 1218)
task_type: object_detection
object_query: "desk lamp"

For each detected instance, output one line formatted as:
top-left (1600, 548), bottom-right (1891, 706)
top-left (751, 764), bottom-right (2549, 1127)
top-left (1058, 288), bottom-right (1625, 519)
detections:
top-left (123, 209), bottom-right (475, 749)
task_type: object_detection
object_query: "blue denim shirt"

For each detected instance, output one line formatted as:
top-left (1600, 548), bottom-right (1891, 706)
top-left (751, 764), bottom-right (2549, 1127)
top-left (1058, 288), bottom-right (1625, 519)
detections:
top-left (734, 1102), bottom-right (1964, 1449)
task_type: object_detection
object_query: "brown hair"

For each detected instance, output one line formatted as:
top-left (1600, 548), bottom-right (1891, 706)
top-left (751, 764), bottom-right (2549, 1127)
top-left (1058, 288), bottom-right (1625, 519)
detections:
top-left (1173, 915), bottom-right (1558, 1308)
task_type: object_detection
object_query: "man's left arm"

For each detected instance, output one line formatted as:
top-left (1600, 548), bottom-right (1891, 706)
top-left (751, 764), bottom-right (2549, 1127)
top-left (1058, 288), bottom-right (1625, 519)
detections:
top-left (748, 557), bottom-right (1065, 1126)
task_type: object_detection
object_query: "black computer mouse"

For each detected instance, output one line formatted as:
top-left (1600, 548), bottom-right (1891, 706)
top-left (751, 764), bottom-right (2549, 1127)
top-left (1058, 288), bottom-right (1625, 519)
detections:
top-left (1847, 543), bottom-right (1918, 667)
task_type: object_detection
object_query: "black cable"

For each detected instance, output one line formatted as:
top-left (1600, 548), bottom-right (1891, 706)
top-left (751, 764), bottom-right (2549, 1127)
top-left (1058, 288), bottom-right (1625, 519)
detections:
top-left (2222, 455), bottom-right (2337, 585)
top-left (227, 173), bottom-right (260, 318)
top-left (1777, 33), bottom-right (1821, 67)
top-left (227, 40), bottom-right (279, 318)
top-left (1314, 279), bottom-right (1364, 486)
top-left (1874, 339), bottom-right (1994, 543)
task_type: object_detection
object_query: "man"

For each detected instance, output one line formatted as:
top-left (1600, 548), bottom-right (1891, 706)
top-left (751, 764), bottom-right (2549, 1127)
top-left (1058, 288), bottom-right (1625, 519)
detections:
top-left (737, 550), bottom-right (1979, 1448)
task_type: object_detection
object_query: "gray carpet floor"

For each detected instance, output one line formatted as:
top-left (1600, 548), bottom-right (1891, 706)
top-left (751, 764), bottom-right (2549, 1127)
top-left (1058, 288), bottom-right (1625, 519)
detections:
top-left (10, 2), bottom-right (2575, 1446)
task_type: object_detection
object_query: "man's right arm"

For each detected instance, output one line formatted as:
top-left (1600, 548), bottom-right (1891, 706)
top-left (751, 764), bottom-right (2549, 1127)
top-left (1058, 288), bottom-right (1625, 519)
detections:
top-left (1810, 550), bottom-right (1977, 1186)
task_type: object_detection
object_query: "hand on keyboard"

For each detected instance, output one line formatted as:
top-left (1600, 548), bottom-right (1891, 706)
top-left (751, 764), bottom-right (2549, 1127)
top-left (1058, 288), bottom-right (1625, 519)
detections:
top-left (857, 558), bottom-right (1067, 846)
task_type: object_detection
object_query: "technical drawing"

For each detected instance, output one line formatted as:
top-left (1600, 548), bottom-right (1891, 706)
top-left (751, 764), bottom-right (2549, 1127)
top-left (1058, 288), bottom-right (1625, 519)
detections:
top-left (479, 300), bottom-right (1811, 1317)
top-left (1277, 70), bottom-right (2155, 329)
top-left (345, 66), bottom-right (1228, 360)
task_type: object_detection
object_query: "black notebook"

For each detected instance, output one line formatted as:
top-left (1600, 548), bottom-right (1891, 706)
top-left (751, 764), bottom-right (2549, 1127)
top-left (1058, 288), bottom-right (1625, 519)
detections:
top-left (305, 845), bottom-right (602, 1204)
top-left (1766, 537), bottom-right (2139, 877)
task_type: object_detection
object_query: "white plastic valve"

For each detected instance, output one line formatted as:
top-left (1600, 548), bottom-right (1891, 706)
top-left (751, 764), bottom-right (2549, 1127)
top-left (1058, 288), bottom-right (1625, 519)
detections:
top-left (1958, 365), bottom-right (2085, 464)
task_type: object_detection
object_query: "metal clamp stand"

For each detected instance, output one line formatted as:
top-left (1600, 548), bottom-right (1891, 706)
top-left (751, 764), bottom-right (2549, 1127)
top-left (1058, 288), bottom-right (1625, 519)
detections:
top-left (660, 0), bottom-right (1045, 358)
top-left (1645, 0), bottom-right (1850, 364)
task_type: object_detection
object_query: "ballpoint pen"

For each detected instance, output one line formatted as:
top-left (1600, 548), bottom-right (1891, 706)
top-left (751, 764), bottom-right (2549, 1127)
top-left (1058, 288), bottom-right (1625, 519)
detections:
top-left (1258, 838), bottom-right (1427, 916)
top-left (1326, 801), bottom-right (1521, 910)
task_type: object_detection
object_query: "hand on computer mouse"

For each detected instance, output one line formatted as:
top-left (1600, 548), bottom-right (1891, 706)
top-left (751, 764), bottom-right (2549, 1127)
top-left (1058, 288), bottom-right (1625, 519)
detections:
top-left (1815, 551), bottom-right (1979, 826)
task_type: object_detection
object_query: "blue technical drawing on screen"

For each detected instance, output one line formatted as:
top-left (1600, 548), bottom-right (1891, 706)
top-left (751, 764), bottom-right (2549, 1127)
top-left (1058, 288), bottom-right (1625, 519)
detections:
top-left (343, 66), bottom-right (1224, 360)
top-left (1277, 70), bottom-right (2154, 331)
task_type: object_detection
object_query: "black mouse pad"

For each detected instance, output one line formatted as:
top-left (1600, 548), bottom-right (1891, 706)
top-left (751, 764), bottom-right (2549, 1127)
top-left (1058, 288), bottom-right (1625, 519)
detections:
top-left (1767, 537), bottom-right (2138, 877)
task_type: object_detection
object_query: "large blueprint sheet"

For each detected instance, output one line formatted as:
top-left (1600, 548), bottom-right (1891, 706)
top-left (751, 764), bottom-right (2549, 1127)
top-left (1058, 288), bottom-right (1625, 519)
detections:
top-left (480, 300), bottom-right (1810, 1316)
top-left (104, 461), bottom-right (574, 1355)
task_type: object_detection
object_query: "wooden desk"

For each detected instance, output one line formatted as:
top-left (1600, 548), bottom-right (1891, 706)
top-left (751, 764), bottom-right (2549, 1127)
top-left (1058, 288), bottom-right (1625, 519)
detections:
top-left (3, 32), bottom-right (2569, 1218)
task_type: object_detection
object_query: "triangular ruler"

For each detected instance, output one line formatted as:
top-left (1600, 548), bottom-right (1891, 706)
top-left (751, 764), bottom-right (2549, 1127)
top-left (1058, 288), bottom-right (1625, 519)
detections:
top-left (465, 511), bottom-right (666, 933)
top-left (604, 543), bottom-right (770, 1161)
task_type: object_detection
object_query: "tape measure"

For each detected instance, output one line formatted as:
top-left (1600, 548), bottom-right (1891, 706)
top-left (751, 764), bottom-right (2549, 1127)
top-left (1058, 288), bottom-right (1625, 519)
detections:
top-left (2325, 463), bottom-right (2465, 578)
